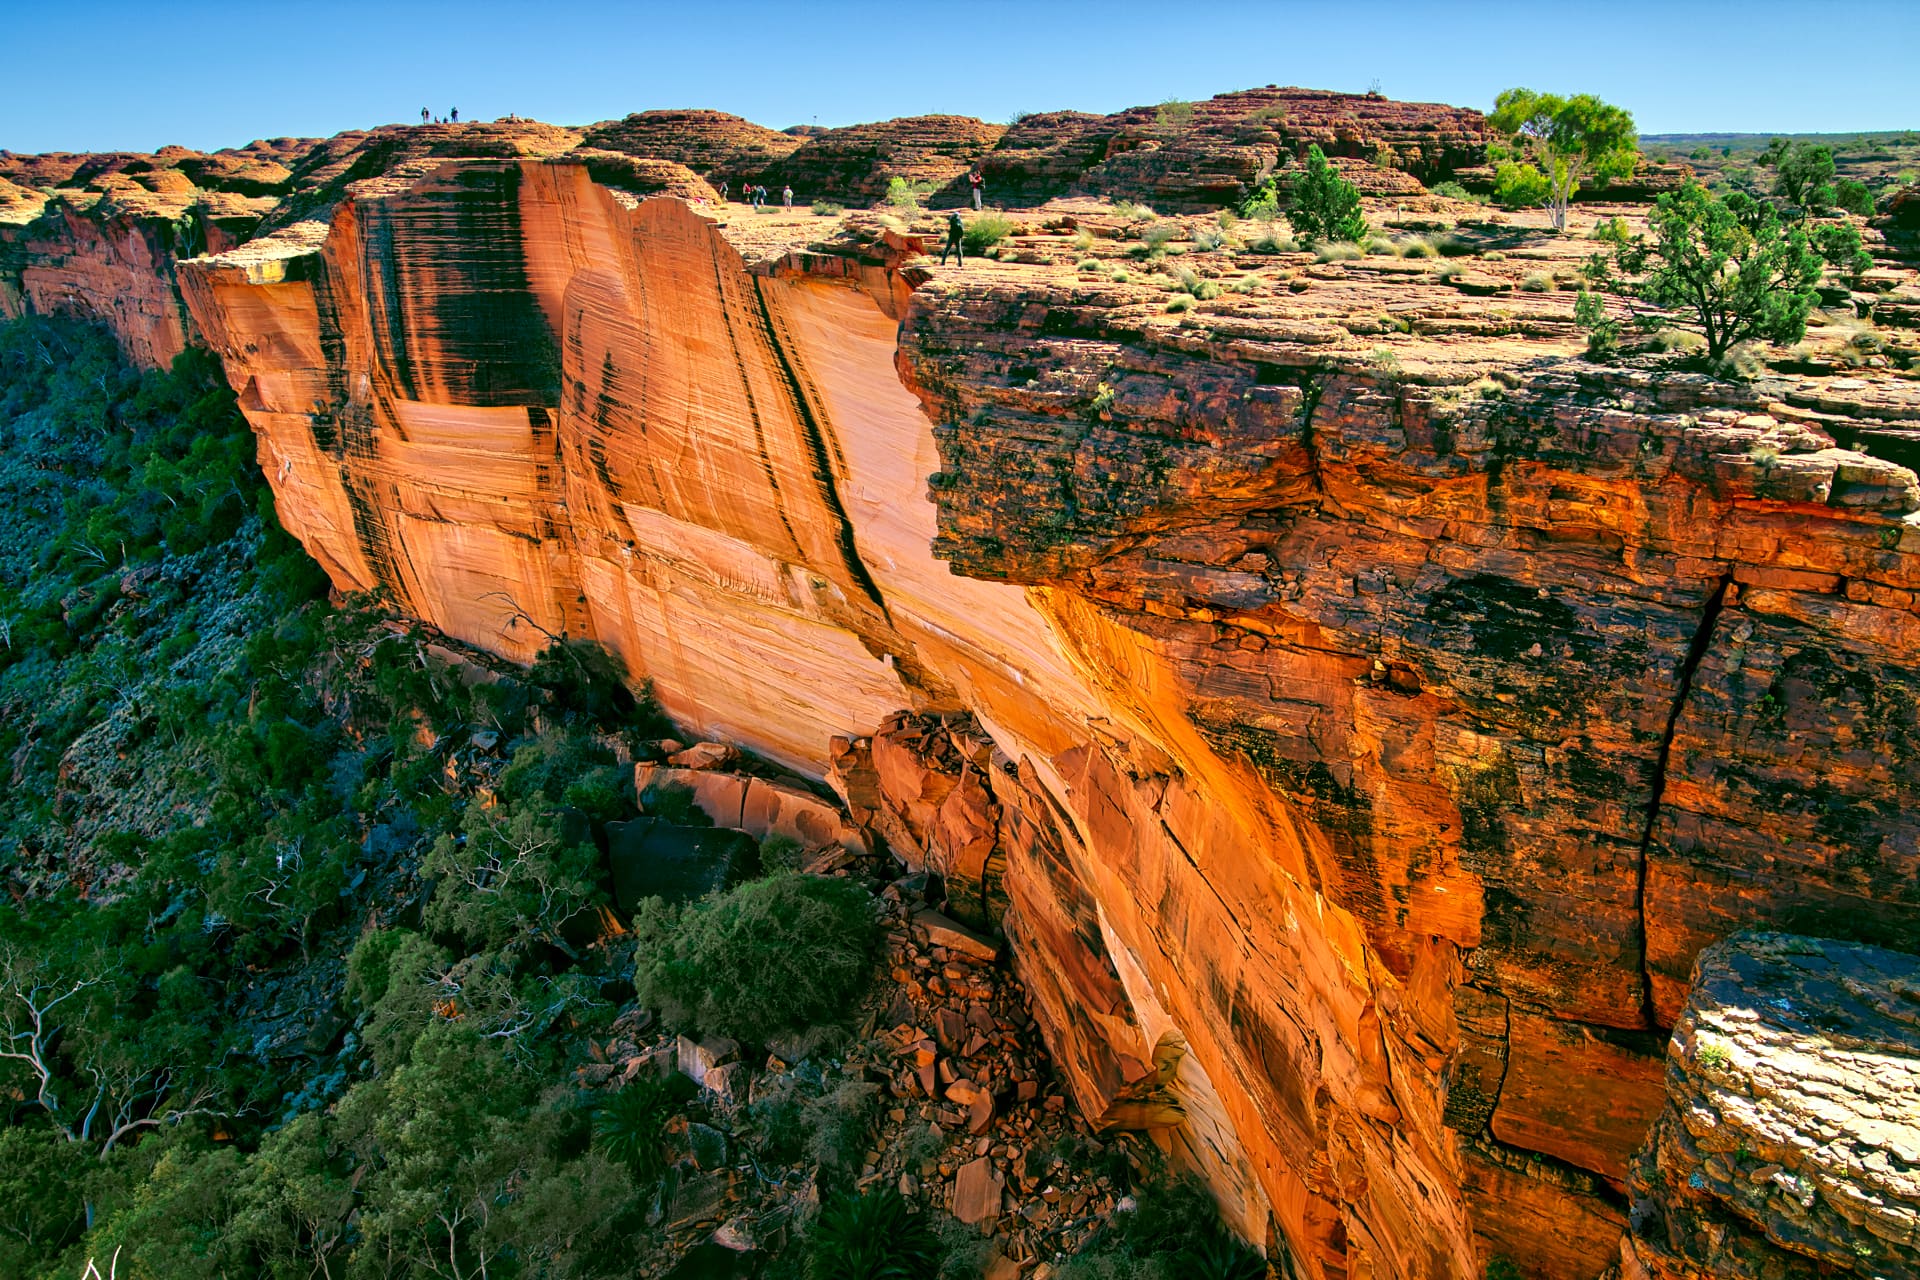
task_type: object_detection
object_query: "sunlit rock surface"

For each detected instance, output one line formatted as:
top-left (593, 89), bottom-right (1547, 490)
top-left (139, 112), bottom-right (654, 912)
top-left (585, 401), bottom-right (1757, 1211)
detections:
top-left (3, 92), bottom-right (1916, 1278)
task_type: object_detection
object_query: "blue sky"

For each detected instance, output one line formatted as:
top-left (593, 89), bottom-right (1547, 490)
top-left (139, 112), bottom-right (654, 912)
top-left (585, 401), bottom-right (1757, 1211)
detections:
top-left (3, 0), bottom-right (1915, 154)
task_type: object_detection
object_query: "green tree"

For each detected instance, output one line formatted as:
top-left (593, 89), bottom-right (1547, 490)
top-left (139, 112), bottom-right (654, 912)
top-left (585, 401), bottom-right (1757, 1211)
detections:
top-left (1286, 145), bottom-right (1368, 244)
top-left (1813, 220), bottom-right (1872, 286)
top-left (632, 872), bottom-right (877, 1043)
top-left (1488, 88), bottom-right (1638, 231)
top-left (1774, 142), bottom-right (1836, 209)
top-left (1834, 178), bottom-right (1875, 216)
top-left (1612, 182), bottom-right (1822, 361)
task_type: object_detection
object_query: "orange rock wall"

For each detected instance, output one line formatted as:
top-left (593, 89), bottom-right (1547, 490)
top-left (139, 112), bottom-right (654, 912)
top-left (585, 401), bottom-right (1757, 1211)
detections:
top-left (1, 205), bottom-right (194, 368)
top-left (169, 163), bottom-right (1920, 1280)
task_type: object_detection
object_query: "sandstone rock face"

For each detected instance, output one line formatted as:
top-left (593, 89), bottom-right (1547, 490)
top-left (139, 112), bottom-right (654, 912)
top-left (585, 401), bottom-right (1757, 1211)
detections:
top-left (983, 86), bottom-right (1491, 209)
top-left (579, 110), bottom-right (805, 189)
top-left (761, 115), bottom-right (1007, 206)
top-left (17, 128), bottom-right (1906, 1280)
top-left (1624, 933), bottom-right (1920, 1278)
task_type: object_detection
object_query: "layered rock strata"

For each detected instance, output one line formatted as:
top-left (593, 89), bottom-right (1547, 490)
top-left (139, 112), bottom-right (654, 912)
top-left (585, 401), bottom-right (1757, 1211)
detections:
top-left (159, 160), bottom-right (1920, 1280)
top-left (1623, 933), bottom-right (1920, 1277)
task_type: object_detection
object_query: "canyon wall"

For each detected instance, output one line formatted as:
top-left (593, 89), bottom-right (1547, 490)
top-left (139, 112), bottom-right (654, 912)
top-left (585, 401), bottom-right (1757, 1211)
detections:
top-left (8, 95), bottom-right (1919, 1278)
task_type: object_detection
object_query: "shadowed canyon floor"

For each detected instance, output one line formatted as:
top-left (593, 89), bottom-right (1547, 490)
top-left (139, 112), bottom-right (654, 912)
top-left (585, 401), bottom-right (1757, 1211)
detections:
top-left (4, 89), bottom-right (1919, 1280)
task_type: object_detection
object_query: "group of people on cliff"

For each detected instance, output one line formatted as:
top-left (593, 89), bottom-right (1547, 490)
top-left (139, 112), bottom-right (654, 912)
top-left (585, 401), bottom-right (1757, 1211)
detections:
top-left (716, 181), bottom-right (793, 209)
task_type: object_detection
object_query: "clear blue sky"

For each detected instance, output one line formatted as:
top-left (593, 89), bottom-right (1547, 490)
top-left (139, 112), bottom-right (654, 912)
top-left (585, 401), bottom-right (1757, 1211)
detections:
top-left (3, 0), bottom-right (1915, 155)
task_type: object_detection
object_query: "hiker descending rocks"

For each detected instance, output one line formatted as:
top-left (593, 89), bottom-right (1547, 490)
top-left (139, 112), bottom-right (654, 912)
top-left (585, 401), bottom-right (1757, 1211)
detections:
top-left (940, 211), bottom-right (965, 266)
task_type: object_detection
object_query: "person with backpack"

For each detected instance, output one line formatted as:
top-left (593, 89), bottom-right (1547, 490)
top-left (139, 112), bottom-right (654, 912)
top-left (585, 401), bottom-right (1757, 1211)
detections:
top-left (940, 211), bottom-right (965, 266)
top-left (782, 184), bottom-right (794, 209)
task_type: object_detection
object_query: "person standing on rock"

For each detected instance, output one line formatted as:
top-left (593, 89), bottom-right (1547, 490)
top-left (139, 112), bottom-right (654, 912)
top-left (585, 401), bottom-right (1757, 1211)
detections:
top-left (450, 107), bottom-right (459, 123)
top-left (719, 180), bottom-right (730, 202)
top-left (969, 169), bottom-right (984, 211)
top-left (782, 184), bottom-right (794, 209)
top-left (421, 107), bottom-right (430, 125)
top-left (940, 211), bottom-right (965, 267)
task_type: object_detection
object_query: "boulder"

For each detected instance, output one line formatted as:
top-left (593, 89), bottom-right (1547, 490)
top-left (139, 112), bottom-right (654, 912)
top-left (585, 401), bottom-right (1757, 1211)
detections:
top-left (667, 741), bottom-right (739, 770)
top-left (913, 908), bottom-right (1000, 963)
top-left (1624, 933), bottom-right (1920, 1279)
top-left (676, 1034), bottom-right (740, 1088)
top-left (953, 1156), bottom-right (1004, 1225)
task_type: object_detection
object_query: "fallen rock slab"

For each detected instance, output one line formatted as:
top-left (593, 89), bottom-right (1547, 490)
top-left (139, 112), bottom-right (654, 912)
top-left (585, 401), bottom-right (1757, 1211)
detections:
top-left (1624, 932), bottom-right (1920, 1279)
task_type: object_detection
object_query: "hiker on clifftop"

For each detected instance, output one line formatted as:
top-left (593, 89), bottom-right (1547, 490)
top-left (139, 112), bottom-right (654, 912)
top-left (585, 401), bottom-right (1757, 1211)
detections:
top-left (782, 184), bottom-right (794, 209)
top-left (450, 107), bottom-right (459, 123)
top-left (969, 169), bottom-right (984, 211)
top-left (940, 211), bottom-right (965, 266)
top-left (421, 107), bottom-right (430, 124)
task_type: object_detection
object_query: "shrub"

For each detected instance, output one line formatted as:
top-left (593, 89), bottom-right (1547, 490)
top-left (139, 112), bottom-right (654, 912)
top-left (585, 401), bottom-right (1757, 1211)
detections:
top-left (1239, 178), bottom-right (1280, 222)
top-left (1834, 179), bottom-right (1874, 217)
top-left (1398, 237), bottom-right (1439, 259)
top-left (1248, 223), bottom-right (1293, 254)
top-left (1520, 271), bottom-right (1553, 292)
top-left (760, 832), bottom-right (804, 873)
top-left (1574, 288), bottom-right (1619, 359)
top-left (1314, 241), bottom-right (1364, 263)
top-left (1696, 1038), bottom-right (1732, 1070)
top-left (962, 212), bottom-right (1014, 255)
top-left (1813, 220), bottom-right (1872, 284)
top-left (885, 177), bottom-right (920, 212)
top-left (1190, 226), bottom-right (1228, 253)
top-left (1172, 269), bottom-right (1221, 300)
top-left (1155, 101), bottom-right (1194, 130)
top-left (1138, 223), bottom-right (1179, 256)
top-left (1429, 180), bottom-right (1476, 201)
top-left (1288, 145), bottom-right (1367, 244)
top-left (811, 201), bottom-right (844, 216)
top-left (1056, 1173), bottom-right (1265, 1280)
top-left (1588, 215), bottom-right (1631, 244)
top-left (1112, 200), bottom-right (1157, 225)
top-left (1165, 295), bottom-right (1194, 313)
top-left (631, 872), bottom-right (877, 1042)
top-left (809, 1186), bottom-right (942, 1280)
top-left (749, 1076), bottom-right (878, 1177)
top-left (594, 1075), bottom-right (696, 1180)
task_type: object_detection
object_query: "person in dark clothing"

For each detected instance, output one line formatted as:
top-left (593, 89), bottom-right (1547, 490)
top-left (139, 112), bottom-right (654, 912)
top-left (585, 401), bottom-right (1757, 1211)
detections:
top-left (450, 107), bottom-right (459, 123)
top-left (421, 107), bottom-right (430, 124)
top-left (940, 212), bottom-right (965, 266)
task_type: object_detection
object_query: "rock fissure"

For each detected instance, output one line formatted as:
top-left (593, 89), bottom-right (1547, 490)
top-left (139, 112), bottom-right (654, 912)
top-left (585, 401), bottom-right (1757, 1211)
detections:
top-left (1634, 572), bottom-right (1733, 1032)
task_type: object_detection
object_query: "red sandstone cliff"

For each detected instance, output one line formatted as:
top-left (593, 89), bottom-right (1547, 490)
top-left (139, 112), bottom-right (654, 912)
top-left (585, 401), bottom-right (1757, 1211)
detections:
top-left (6, 94), bottom-right (1918, 1279)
